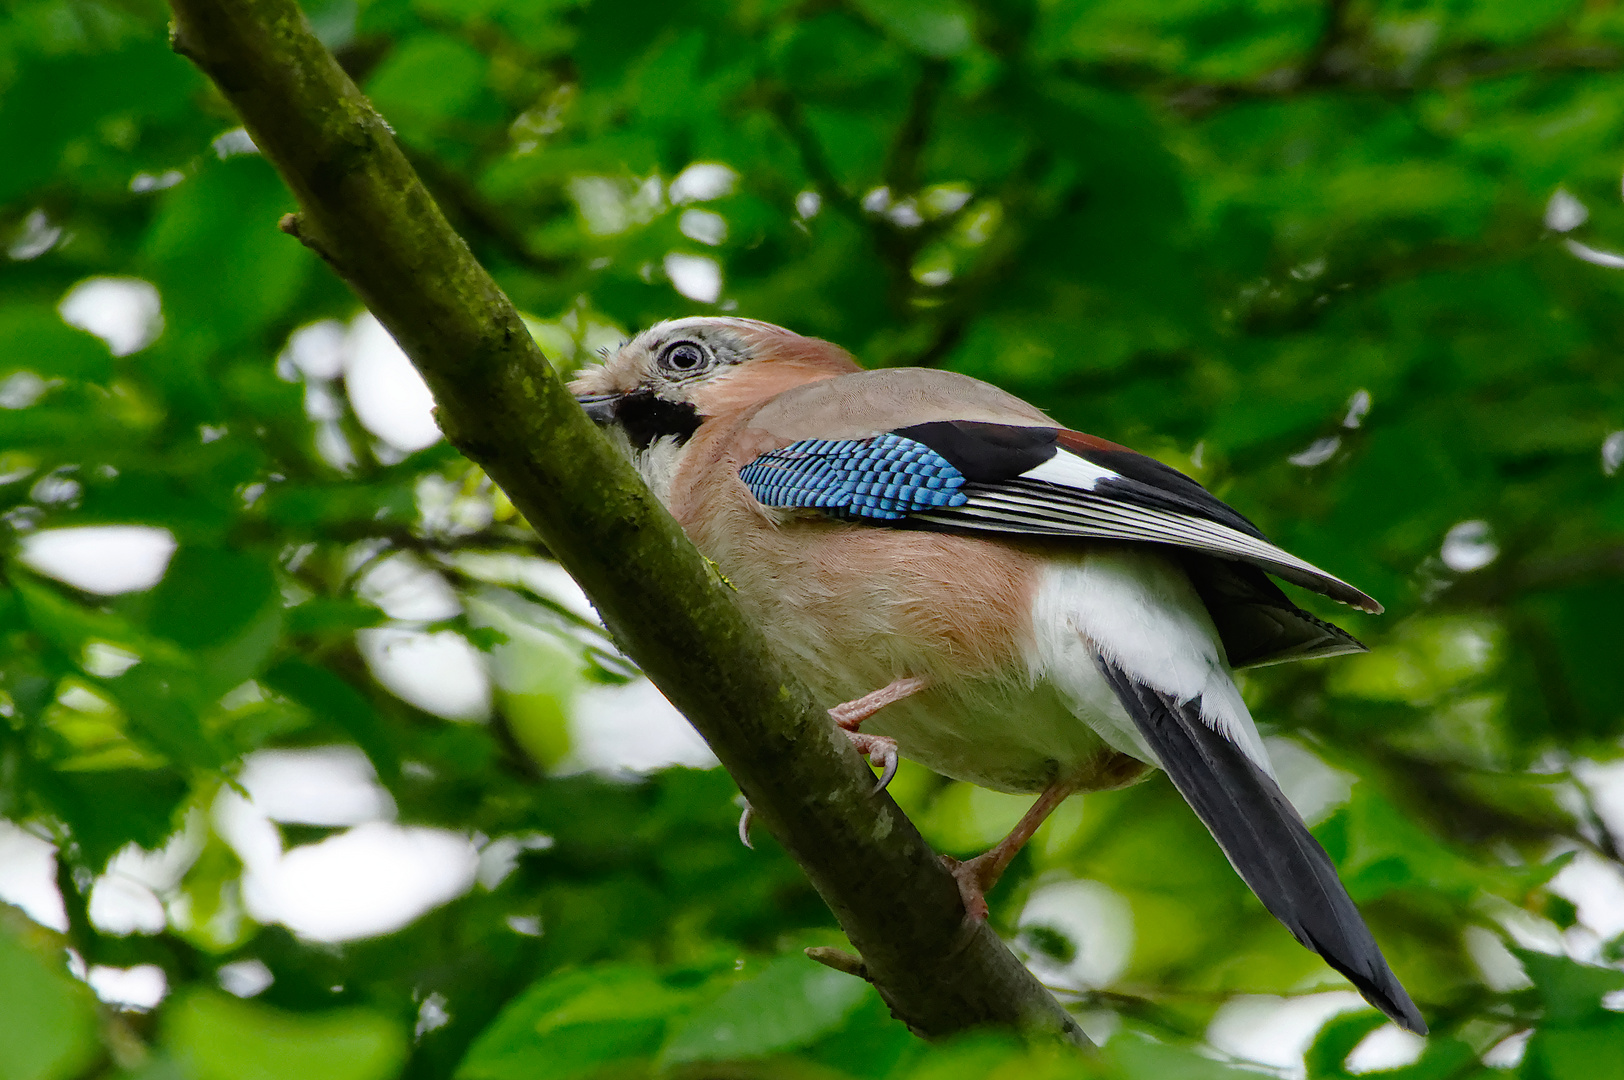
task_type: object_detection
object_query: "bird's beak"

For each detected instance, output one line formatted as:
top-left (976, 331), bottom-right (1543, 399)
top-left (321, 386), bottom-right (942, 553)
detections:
top-left (574, 393), bottom-right (619, 425)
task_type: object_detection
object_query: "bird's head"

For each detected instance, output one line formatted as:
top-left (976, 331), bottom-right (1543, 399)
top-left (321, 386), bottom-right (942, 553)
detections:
top-left (568, 317), bottom-right (859, 450)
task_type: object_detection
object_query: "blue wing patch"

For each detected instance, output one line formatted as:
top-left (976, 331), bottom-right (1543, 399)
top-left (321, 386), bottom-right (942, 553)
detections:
top-left (740, 434), bottom-right (971, 521)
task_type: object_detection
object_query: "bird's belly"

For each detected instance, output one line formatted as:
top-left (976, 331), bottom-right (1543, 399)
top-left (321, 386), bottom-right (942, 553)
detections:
top-left (855, 673), bottom-right (1146, 795)
top-left (698, 522), bottom-right (1154, 793)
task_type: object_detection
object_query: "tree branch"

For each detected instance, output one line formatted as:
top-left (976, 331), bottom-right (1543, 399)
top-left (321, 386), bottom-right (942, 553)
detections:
top-left (163, 0), bottom-right (1087, 1045)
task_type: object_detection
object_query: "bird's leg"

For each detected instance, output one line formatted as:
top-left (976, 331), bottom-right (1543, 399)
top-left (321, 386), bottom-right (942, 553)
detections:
top-left (738, 675), bottom-right (928, 848)
top-left (941, 778), bottom-right (1080, 921)
top-left (828, 675), bottom-right (928, 794)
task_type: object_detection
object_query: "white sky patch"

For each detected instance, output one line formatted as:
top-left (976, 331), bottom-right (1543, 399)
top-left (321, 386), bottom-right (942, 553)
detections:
top-left (218, 959), bottom-right (274, 998)
top-left (9, 209), bottom-right (62, 260)
top-left (1266, 737), bottom-right (1356, 825)
top-left (476, 833), bottom-right (553, 890)
top-left (416, 992), bottom-right (451, 1038)
top-left (241, 822), bottom-right (479, 942)
top-left (1290, 436), bottom-right (1342, 467)
top-left (796, 191), bottom-right (821, 219)
top-left (1463, 924), bottom-right (1531, 991)
top-left (87, 822), bottom-right (204, 937)
top-left (679, 208), bottom-right (727, 246)
top-left (59, 277), bottom-right (162, 355)
top-left (88, 964), bottom-right (168, 1011)
top-left (1, 370), bottom-right (55, 409)
top-left (18, 525), bottom-right (177, 594)
top-left (213, 772), bottom-right (479, 943)
top-left (664, 253), bottom-right (722, 303)
top-left (1206, 992), bottom-right (1366, 1078)
top-left (562, 678), bottom-right (717, 774)
top-left (1484, 1029), bottom-right (1530, 1069)
top-left (448, 553), bottom-right (598, 622)
top-left (1549, 849), bottom-right (1624, 940)
top-left (281, 318), bottom-right (348, 380)
top-left (238, 746), bottom-right (397, 826)
top-left (1345, 1024), bottom-right (1426, 1073)
top-left (212, 127), bottom-right (258, 158)
top-left (668, 162), bottom-right (737, 204)
top-left (358, 627), bottom-right (492, 721)
top-left (1545, 187), bottom-right (1589, 232)
top-left (1343, 389), bottom-right (1371, 428)
top-left (358, 553), bottom-right (461, 621)
top-left (344, 314), bottom-right (442, 452)
top-left (887, 199), bottom-right (923, 228)
top-left (130, 170), bottom-right (185, 193)
top-left (1441, 520), bottom-right (1498, 572)
top-left (0, 821), bottom-right (68, 931)
top-left (1576, 756), bottom-right (1624, 845)
top-left (1017, 879), bottom-right (1133, 990)
top-left (89, 874), bottom-right (167, 936)
top-left (1602, 430), bottom-right (1624, 476)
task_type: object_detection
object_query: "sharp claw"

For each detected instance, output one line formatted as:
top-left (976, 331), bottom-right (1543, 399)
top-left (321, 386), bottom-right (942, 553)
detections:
top-left (737, 803), bottom-right (755, 850)
top-left (872, 745), bottom-right (898, 795)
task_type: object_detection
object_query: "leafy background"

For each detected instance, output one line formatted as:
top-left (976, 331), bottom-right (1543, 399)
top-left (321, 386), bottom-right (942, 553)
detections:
top-left (4, 0), bottom-right (1624, 1077)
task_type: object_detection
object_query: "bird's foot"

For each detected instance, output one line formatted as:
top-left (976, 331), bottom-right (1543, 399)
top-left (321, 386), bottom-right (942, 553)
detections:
top-left (737, 800), bottom-right (754, 849)
top-left (844, 730), bottom-right (900, 794)
top-left (939, 853), bottom-right (996, 923)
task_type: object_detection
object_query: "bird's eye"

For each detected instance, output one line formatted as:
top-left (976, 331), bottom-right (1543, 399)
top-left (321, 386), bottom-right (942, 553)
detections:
top-left (658, 341), bottom-right (708, 374)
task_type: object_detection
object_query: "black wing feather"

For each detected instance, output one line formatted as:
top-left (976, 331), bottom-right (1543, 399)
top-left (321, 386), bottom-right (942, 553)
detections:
top-left (1095, 654), bottom-right (1426, 1035)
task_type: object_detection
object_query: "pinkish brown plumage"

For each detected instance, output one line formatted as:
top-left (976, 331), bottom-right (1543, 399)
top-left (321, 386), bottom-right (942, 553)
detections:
top-left (568, 316), bottom-right (1424, 1034)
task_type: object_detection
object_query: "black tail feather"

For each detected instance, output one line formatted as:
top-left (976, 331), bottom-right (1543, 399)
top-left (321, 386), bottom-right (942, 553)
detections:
top-left (1096, 655), bottom-right (1426, 1035)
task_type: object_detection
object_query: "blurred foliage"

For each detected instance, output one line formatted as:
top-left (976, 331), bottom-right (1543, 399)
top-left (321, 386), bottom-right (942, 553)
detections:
top-left (3, 0), bottom-right (1624, 1076)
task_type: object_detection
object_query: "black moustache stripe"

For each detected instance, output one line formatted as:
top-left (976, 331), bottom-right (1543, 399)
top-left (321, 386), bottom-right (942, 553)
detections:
top-left (615, 390), bottom-right (702, 450)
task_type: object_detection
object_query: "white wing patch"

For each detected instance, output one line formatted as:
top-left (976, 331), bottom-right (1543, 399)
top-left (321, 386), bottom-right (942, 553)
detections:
top-left (1021, 449), bottom-right (1120, 491)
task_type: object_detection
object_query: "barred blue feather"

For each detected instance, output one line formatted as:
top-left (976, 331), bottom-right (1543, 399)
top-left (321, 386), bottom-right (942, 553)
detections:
top-left (740, 434), bottom-right (971, 521)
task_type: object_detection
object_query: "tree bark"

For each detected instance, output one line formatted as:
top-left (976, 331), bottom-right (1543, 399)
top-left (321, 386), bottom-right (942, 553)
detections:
top-left (164, 0), bottom-right (1088, 1046)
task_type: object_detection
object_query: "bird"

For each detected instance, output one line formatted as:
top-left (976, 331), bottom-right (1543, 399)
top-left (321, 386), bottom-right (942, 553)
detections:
top-left (569, 316), bottom-right (1425, 1035)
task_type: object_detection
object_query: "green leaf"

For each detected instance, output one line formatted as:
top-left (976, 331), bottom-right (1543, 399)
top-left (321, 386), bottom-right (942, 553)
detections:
top-left (0, 40), bottom-right (196, 203)
top-left (1517, 950), bottom-right (1624, 1024)
top-left (849, 0), bottom-right (973, 58)
top-left (148, 548), bottom-right (276, 651)
top-left (1304, 1010), bottom-right (1387, 1079)
top-left (1109, 1031), bottom-right (1264, 1079)
top-left (365, 34), bottom-right (490, 128)
top-left (13, 577), bottom-right (164, 662)
top-left (0, 920), bottom-right (100, 1080)
top-left (143, 157), bottom-right (309, 341)
top-left (660, 953), bottom-right (872, 1065)
top-left (458, 964), bottom-right (691, 1080)
top-left (147, 547), bottom-right (283, 696)
top-left (163, 990), bottom-right (406, 1080)
top-left (37, 768), bottom-right (189, 871)
top-left (102, 664), bottom-right (222, 770)
top-left (1526, 1017), bottom-right (1624, 1080)
top-left (0, 306), bottom-right (112, 383)
top-left (264, 660), bottom-right (400, 781)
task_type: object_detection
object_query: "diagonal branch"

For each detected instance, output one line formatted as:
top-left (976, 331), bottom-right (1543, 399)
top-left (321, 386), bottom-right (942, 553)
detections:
top-left (163, 0), bottom-right (1087, 1046)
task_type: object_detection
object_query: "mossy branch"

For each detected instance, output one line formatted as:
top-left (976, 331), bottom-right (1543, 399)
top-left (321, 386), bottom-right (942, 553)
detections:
top-left (164, 0), bottom-right (1087, 1045)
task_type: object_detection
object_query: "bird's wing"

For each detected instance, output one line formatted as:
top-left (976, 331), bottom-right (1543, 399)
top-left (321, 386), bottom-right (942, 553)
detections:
top-left (737, 416), bottom-right (1380, 613)
top-left (1094, 653), bottom-right (1425, 1034)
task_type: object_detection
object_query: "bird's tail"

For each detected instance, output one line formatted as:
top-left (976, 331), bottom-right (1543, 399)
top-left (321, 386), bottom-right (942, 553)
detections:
top-left (1095, 654), bottom-right (1426, 1035)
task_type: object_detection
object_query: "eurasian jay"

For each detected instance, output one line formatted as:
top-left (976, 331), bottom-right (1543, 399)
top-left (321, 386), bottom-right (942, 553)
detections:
top-left (570, 316), bottom-right (1425, 1034)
